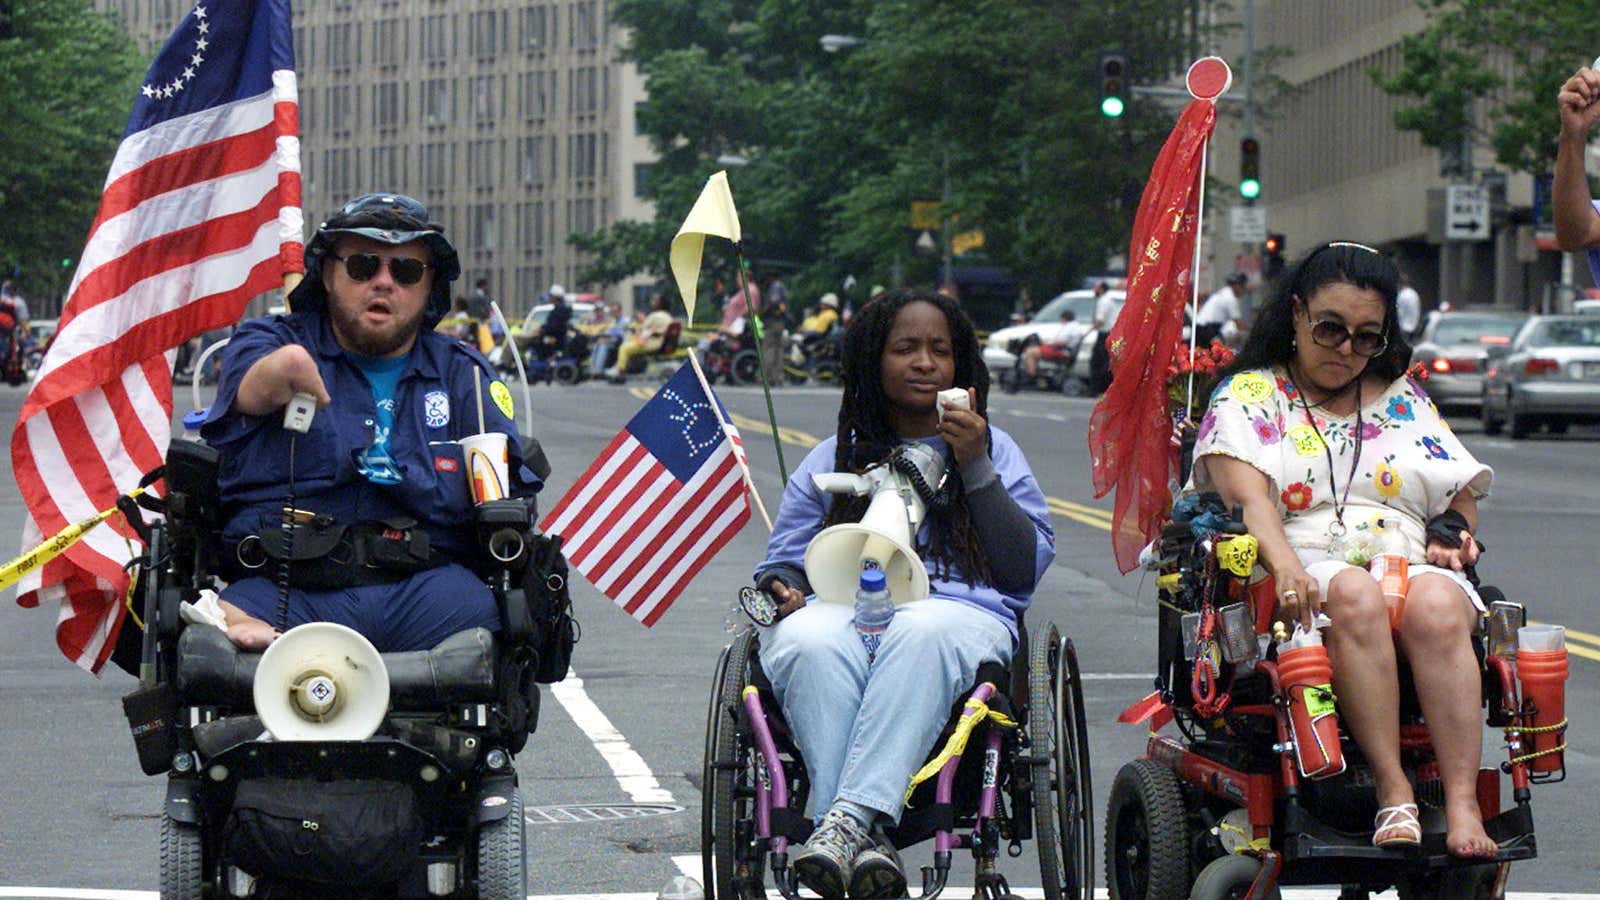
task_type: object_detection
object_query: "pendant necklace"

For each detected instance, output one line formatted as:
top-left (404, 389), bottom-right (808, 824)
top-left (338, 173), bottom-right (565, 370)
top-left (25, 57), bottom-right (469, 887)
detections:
top-left (1285, 367), bottom-right (1363, 557)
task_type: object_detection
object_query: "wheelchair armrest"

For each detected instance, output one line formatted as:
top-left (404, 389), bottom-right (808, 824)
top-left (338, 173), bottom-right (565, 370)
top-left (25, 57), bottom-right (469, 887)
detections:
top-left (175, 626), bottom-right (500, 711)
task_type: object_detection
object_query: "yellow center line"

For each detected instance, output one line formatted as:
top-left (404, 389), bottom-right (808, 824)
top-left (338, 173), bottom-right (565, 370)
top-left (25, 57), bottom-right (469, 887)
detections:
top-left (1532, 621), bottom-right (1600, 650)
top-left (1567, 643), bottom-right (1600, 663)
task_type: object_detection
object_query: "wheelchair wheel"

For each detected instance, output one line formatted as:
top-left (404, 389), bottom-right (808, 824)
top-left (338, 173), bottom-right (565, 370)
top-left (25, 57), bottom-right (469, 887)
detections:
top-left (1029, 621), bottom-right (1095, 900)
top-left (476, 787), bottom-right (528, 900)
top-left (731, 350), bottom-right (761, 385)
top-left (811, 359), bottom-right (839, 383)
top-left (1106, 759), bottom-right (1189, 900)
top-left (159, 814), bottom-right (205, 900)
top-left (1190, 853), bottom-right (1281, 900)
top-left (552, 360), bottom-right (581, 384)
top-left (703, 628), bottom-right (764, 900)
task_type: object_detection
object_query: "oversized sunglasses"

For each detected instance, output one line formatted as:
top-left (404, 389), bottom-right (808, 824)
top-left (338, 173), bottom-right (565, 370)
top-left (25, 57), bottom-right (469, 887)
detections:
top-left (1309, 318), bottom-right (1388, 357)
top-left (330, 253), bottom-right (432, 286)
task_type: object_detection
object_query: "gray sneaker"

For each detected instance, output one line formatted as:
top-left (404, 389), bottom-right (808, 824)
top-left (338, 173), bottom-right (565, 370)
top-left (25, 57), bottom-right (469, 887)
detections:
top-left (791, 808), bottom-right (873, 899)
top-left (849, 831), bottom-right (907, 898)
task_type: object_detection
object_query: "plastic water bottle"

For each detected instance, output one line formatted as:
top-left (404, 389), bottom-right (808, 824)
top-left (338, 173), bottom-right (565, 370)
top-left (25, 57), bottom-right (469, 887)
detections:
top-left (854, 568), bottom-right (894, 662)
top-left (657, 875), bottom-right (704, 900)
top-left (1368, 519), bottom-right (1409, 631)
top-left (181, 408), bottom-right (208, 441)
top-left (1274, 617), bottom-right (1345, 780)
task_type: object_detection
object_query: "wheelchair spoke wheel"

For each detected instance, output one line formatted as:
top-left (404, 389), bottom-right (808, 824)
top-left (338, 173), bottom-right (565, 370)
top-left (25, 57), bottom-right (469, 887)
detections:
top-left (476, 786), bottom-right (528, 900)
top-left (1105, 759), bottom-right (1189, 900)
top-left (160, 814), bottom-right (205, 900)
top-left (731, 350), bottom-right (761, 386)
top-left (704, 629), bottom-right (764, 900)
top-left (1029, 621), bottom-right (1095, 900)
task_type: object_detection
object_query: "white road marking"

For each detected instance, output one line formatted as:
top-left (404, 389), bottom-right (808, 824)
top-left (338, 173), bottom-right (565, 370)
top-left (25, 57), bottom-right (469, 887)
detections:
top-left (549, 668), bottom-right (674, 804)
top-left (3, 886), bottom-right (1595, 899)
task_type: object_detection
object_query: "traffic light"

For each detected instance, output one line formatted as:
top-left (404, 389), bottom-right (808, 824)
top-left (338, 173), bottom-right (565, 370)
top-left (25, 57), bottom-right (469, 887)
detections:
top-left (1239, 136), bottom-right (1261, 200)
top-left (1264, 233), bottom-right (1286, 277)
top-left (1098, 52), bottom-right (1129, 118)
top-left (61, 257), bottom-right (72, 268)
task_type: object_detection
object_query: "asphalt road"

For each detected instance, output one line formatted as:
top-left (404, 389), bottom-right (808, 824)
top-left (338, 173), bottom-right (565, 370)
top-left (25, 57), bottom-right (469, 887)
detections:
top-left (0, 375), bottom-right (1596, 895)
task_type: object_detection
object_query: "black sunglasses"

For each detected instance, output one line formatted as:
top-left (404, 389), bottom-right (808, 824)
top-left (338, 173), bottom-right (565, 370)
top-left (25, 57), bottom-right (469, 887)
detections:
top-left (1309, 318), bottom-right (1388, 357)
top-left (330, 253), bottom-right (432, 286)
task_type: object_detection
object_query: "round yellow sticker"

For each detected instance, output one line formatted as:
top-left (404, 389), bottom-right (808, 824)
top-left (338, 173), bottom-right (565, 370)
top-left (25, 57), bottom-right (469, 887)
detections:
top-left (489, 380), bottom-right (515, 421)
top-left (1229, 372), bottom-right (1273, 404)
top-left (1287, 424), bottom-right (1324, 457)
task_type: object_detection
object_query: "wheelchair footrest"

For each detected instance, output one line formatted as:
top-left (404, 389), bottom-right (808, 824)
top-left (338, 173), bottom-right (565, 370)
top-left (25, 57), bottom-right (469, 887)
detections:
top-left (1282, 800), bottom-right (1536, 871)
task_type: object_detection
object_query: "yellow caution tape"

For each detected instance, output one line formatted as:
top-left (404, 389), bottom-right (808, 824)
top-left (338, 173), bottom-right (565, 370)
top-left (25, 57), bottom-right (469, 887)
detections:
top-left (904, 690), bottom-right (1017, 803)
top-left (0, 486), bottom-right (149, 592)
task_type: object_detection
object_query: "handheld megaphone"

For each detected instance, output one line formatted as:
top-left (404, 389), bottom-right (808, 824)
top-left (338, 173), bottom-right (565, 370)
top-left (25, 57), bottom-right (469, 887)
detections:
top-left (803, 442), bottom-right (946, 606)
top-left (254, 623), bottom-right (390, 741)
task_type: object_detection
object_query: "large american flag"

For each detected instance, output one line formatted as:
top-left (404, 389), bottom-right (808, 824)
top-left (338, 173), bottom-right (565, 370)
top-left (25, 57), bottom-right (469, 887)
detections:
top-left (11, 0), bottom-right (301, 673)
top-left (541, 363), bottom-right (753, 627)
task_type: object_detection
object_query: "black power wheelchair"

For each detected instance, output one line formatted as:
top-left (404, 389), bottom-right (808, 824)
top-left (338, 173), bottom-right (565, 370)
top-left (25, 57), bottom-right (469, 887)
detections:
top-left (702, 617), bottom-right (1094, 900)
top-left (118, 437), bottom-right (575, 898)
top-left (1105, 493), bottom-right (1553, 900)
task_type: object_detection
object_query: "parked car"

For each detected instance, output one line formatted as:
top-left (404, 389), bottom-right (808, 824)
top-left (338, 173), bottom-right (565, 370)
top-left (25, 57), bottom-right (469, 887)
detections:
top-left (1574, 298), bottom-right (1600, 314)
top-left (1408, 310), bottom-right (1525, 414)
top-left (1481, 315), bottom-right (1600, 438)
top-left (983, 289), bottom-right (1124, 391)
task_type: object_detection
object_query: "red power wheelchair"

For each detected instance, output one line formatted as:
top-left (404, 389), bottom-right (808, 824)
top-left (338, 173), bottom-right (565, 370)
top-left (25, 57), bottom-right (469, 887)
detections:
top-left (1105, 492), bottom-right (1559, 900)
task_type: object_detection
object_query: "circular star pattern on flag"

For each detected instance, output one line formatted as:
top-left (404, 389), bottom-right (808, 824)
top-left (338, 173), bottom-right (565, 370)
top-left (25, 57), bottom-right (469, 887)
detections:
top-left (140, 4), bottom-right (211, 101)
top-left (664, 388), bottom-right (720, 455)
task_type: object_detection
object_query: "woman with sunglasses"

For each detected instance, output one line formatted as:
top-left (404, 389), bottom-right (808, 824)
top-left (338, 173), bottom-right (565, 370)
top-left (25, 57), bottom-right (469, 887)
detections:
top-left (1191, 243), bottom-right (1498, 858)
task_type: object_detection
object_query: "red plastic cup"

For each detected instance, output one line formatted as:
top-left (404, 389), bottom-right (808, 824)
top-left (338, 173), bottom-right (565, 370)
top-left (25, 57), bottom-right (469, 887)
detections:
top-left (1516, 647), bottom-right (1569, 773)
top-left (1278, 643), bottom-right (1345, 779)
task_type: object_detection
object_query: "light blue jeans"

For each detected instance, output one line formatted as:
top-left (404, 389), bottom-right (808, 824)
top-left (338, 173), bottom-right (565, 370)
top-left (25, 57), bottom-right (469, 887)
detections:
top-left (759, 598), bottom-right (1014, 822)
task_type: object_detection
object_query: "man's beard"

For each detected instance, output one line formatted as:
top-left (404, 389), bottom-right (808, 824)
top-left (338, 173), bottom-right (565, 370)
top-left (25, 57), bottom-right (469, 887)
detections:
top-left (329, 293), bottom-right (427, 357)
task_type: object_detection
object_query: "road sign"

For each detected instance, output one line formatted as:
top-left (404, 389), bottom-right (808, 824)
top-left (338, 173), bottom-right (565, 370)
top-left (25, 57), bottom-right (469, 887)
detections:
top-left (1445, 184), bottom-right (1490, 241)
top-left (910, 200), bottom-right (942, 231)
top-left (1229, 206), bottom-right (1266, 243)
top-left (913, 229), bottom-right (938, 255)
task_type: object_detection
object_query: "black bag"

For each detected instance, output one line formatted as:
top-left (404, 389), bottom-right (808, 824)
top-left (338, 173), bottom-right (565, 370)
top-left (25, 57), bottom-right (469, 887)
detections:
top-left (224, 778), bottom-right (422, 885)
top-left (524, 533), bottom-right (578, 683)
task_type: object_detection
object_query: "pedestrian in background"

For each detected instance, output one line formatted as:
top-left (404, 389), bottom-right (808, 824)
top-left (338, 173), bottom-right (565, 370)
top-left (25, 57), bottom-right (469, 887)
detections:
top-left (1396, 269), bottom-right (1422, 340)
top-left (759, 274), bottom-right (789, 385)
top-left (1088, 280), bottom-right (1120, 394)
top-left (1196, 272), bottom-right (1251, 347)
top-left (1553, 61), bottom-right (1600, 285)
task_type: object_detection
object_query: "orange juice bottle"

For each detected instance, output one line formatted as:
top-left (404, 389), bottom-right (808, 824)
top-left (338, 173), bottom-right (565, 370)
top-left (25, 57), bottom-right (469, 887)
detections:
top-left (1369, 520), bottom-right (1409, 631)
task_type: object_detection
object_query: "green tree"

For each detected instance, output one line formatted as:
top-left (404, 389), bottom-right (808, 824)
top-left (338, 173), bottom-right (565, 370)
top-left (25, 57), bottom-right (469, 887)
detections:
top-left (1376, 0), bottom-right (1600, 174)
top-left (0, 0), bottom-right (144, 308)
top-left (582, 0), bottom-right (1209, 327)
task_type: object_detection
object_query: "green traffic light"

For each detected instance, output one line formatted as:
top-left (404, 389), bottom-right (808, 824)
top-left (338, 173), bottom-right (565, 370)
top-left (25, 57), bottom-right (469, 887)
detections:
top-left (1239, 178), bottom-right (1261, 200)
top-left (1101, 96), bottom-right (1125, 118)
top-left (61, 258), bottom-right (72, 268)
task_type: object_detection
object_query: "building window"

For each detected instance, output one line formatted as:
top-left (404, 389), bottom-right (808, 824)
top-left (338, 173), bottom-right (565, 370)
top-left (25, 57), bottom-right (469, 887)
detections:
top-left (373, 81), bottom-right (402, 131)
top-left (518, 137), bottom-right (542, 186)
top-left (470, 75), bottom-right (495, 125)
top-left (472, 204), bottom-right (498, 254)
top-left (421, 143), bottom-right (449, 189)
top-left (634, 101), bottom-right (648, 136)
top-left (469, 11), bottom-right (496, 59)
top-left (421, 15), bottom-right (448, 62)
top-left (374, 19), bottom-right (402, 67)
top-left (569, 133), bottom-right (596, 180)
top-left (423, 78), bottom-right (451, 126)
top-left (519, 71), bottom-right (547, 120)
top-left (633, 163), bottom-right (652, 199)
top-left (468, 140), bottom-right (499, 189)
top-left (573, 0), bottom-right (598, 49)
top-left (518, 7), bottom-right (546, 53)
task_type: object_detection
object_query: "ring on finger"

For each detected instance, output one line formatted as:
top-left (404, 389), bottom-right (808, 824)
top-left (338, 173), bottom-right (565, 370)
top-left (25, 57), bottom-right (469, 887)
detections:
top-left (1282, 589), bottom-right (1299, 599)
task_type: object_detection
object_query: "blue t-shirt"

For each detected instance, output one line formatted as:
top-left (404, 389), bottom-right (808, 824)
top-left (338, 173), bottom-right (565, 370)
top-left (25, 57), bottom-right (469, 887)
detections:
top-left (349, 351), bottom-right (410, 484)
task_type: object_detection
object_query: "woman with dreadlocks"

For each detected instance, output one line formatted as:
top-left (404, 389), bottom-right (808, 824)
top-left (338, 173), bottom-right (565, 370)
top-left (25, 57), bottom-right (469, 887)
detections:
top-left (749, 288), bottom-right (1055, 899)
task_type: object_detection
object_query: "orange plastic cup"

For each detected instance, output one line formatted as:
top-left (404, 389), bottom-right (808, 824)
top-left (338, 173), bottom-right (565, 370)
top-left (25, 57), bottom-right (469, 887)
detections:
top-left (1370, 554), bottom-right (1408, 630)
top-left (1278, 643), bottom-right (1345, 779)
top-left (1517, 648), bottom-right (1569, 773)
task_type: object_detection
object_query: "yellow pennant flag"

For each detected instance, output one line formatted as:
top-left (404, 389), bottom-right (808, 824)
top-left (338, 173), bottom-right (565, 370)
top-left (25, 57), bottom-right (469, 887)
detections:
top-left (0, 486), bottom-right (149, 592)
top-left (670, 170), bottom-right (742, 324)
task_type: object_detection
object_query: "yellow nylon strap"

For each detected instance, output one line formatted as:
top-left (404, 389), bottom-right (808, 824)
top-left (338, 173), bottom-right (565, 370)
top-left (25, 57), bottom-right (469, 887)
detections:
top-left (903, 693), bottom-right (1018, 804)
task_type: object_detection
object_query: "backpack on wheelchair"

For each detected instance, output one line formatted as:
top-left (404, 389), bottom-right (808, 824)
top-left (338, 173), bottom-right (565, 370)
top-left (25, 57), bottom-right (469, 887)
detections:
top-left (1105, 491), bottom-right (1557, 900)
top-left (118, 437), bottom-right (575, 898)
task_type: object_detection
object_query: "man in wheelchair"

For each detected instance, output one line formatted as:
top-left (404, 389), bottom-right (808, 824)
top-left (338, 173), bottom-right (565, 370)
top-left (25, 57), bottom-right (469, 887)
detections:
top-left (127, 191), bottom-right (571, 897)
top-left (741, 290), bottom-right (1059, 899)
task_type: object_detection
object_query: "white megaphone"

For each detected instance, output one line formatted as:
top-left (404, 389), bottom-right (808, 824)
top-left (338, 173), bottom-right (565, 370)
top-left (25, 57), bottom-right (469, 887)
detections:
top-left (803, 442), bottom-right (947, 606)
top-left (254, 622), bottom-right (390, 741)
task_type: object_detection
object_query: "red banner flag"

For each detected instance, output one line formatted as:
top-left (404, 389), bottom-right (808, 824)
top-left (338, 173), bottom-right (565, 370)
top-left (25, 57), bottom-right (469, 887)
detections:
top-left (1087, 62), bottom-right (1226, 574)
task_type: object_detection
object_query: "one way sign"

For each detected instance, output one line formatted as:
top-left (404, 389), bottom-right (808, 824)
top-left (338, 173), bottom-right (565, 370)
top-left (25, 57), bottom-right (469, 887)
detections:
top-left (1446, 184), bottom-right (1490, 241)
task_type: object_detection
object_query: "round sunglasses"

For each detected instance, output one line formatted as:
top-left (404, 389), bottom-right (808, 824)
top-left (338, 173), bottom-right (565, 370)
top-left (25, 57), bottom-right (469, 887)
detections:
top-left (1308, 318), bottom-right (1388, 357)
top-left (330, 253), bottom-right (432, 286)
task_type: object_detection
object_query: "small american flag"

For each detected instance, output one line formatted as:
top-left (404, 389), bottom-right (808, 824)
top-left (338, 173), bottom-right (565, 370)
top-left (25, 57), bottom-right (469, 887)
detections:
top-left (541, 363), bottom-right (752, 626)
top-left (11, 0), bottom-right (301, 673)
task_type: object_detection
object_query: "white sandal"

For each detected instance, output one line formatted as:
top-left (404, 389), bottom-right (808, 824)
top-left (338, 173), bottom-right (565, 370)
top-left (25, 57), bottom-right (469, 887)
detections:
top-left (1373, 803), bottom-right (1422, 848)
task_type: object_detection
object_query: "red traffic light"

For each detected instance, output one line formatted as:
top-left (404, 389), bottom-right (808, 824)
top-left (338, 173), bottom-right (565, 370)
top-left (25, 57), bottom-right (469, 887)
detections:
top-left (1264, 233), bottom-right (1282, 254)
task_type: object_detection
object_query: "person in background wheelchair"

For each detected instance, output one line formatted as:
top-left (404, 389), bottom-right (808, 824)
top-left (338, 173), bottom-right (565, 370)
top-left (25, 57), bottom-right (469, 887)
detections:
top-left (202, 191), bottom-right (543, 651)
top-left (1191, 242), bottom-right (1497, 858)
top-left (751, 288), bottom-right (1056, 898)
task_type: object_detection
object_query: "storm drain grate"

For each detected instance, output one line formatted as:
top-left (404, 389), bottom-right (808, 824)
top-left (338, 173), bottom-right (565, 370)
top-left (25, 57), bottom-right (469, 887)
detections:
top-left (524, 803), bottom-right (685, 825)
